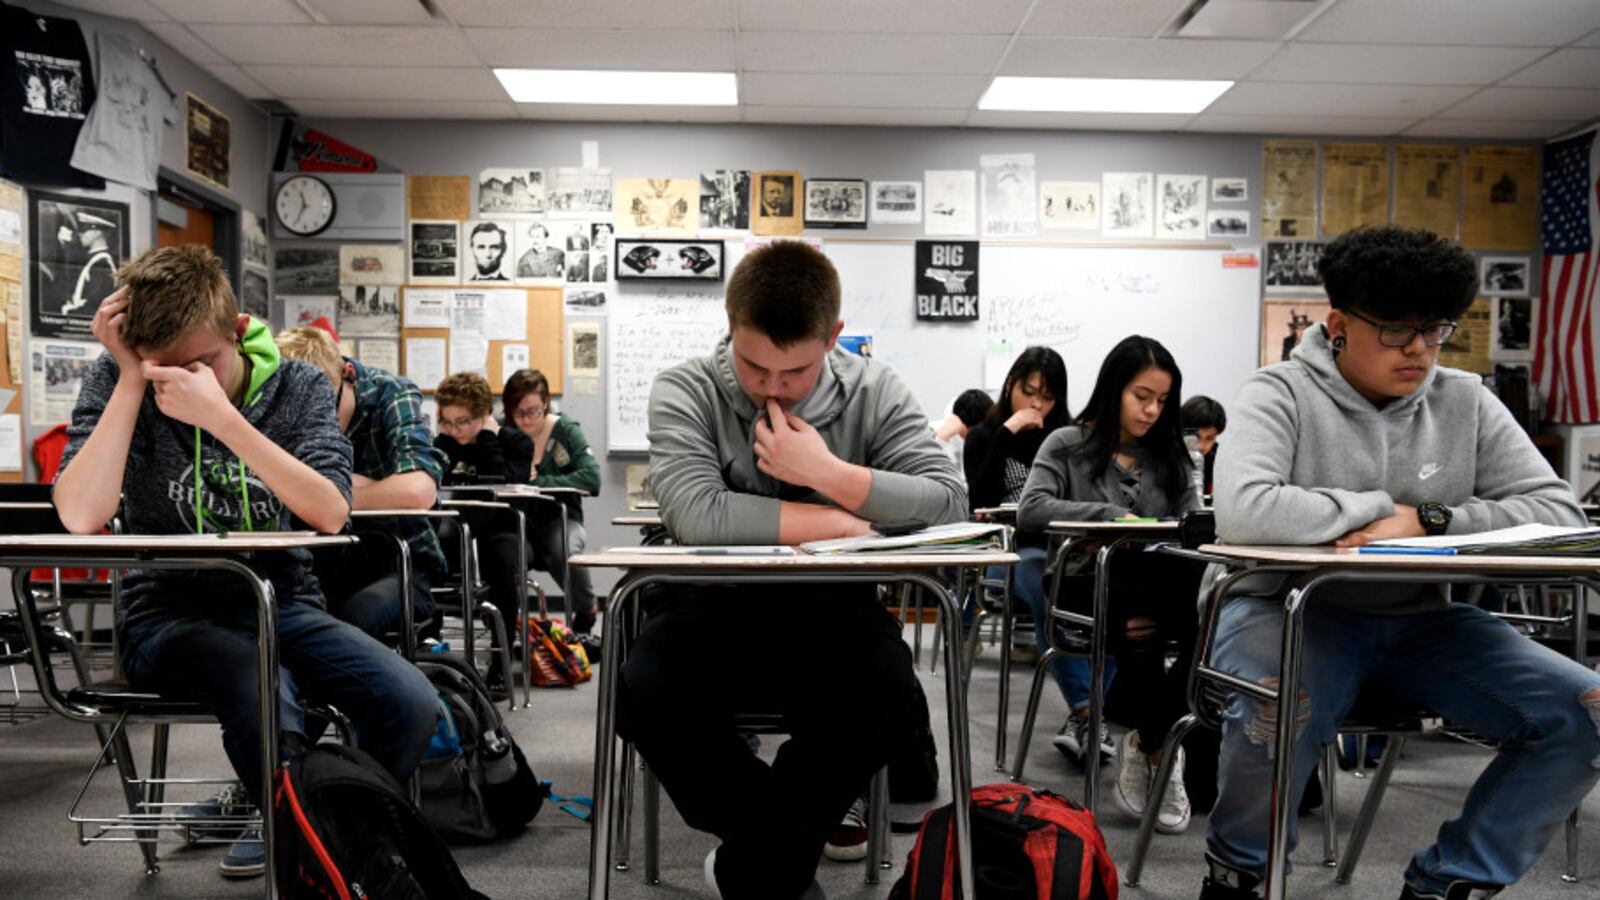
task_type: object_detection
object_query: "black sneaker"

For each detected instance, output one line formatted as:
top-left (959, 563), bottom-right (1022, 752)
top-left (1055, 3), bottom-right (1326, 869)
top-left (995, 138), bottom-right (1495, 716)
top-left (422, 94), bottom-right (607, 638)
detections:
top-left (179, 782), bottom-right (256, 844)
top-left (1199, 856), bottom-right (1261, 900)
top-left (1398, 881), bottom-right (1503, 899)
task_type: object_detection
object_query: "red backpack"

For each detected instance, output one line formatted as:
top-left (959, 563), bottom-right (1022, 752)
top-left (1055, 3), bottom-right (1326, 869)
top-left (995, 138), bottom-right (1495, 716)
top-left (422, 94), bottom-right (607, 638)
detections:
top-left (889, 783), bottom-right (1118, 900)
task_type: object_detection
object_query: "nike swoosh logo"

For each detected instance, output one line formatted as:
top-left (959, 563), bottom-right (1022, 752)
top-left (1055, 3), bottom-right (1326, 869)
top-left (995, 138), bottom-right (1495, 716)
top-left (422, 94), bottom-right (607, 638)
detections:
top-left (1418, 463), bottom-right (1442, 480)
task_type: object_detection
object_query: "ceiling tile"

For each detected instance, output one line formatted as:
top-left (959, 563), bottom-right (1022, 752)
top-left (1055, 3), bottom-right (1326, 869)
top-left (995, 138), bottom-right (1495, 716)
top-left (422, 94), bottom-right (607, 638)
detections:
top-left (966, 110), bottom-right (1196, 130)
top-left (54, 0), bottom-right (169, 20)
top-left (737, 0), bottom-right (1034, 34)
top-left (1501, 48), bottom-right (1600, 88)
top-left (149, 0), bottom-right (311, 25)
top-left (1403, 118), bottom-right (1578, 140)
top-left (436, 0), bottom-right (734, 30)
top-left (1186, 113), bottom-right (1417, 136)
top-left (1252, 43), bottom-right (1546, 85)
top-left (289, 98), bottom-right (520, 118)
top-left (1023, 0), bottom-right (1194, 38)
top-left (244, 66), bottom-right (504, 102)
top-left (1298, 0), bottom-right (1600, 46)
top-left (739, 32), bottom-right (1009, 75)
top-left (1436, 86), bottom-right (1600, 121)
top-left (740, 72), bottom-right (989, 108)
top-left (1177, 0), bottom-right (1324, 40)
top-left (144, 23), bottom-right (225, 65)
top-left (1207, 82), bottom-right (1475, 118)
top-left (1579, 28), bottom-right (1600, 48)
top-left (312, 0), bottom-right (442, 25)
top-left (464, 28), bottom-right (736, 70)
top-left (516, 103), bottom-right (743, 123)
top-left (205, 63), bottom-right (274, 100)
top-left (998, 37), bottom-right (1279, 78)
top-left (744, 106), bottom-right (970, 126)
top-left (190, 25), bottom-right (477, 66)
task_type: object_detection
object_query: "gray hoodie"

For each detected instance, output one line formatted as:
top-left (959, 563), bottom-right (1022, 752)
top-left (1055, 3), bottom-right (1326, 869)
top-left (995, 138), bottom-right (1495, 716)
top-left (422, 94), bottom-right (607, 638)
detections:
top-left (647, 336), bottom-right (967, 544)
top-left (1017, 425), bottom-right (1202, 535)
top-left (1215, 323), bottom-right (1583, 613)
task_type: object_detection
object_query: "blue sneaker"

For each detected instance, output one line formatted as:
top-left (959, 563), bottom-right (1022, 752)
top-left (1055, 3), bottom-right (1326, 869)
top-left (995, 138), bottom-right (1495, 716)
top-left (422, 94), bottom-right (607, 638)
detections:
top-left (180, 783), bottom-right (255, 843)
top-left (219, 829), bottom-right (265, 879)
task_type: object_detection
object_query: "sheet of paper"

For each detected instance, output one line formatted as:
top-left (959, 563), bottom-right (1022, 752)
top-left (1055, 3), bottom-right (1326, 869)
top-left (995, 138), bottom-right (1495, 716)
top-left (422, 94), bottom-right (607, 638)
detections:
top-left (1320, 143), bottom-right (1389, 237)
top-left (6, 279), bottom-right (22, 383)
top-left (1462, 145), bottom-right (1539, 250)
top-left (502, 343), bottom-right (529, 374)
top-left (1261, 139), bottom-right (1318, 238)
top-left (29, 339), bottom-right (99, 427)
top-left (0, 387), bottom-right (15, 412)
top-left (0, 179), bottom-right (20, 256)
top-left (282, 295), bottom-right (338, 331)
top-left (567, 320), bottom-right (600, 377)
top-left (358, 339), bottom-right (399, 372)
top-left (451, 292), bottom-right (486, 338)
top-left (1393, 144), bottom-right (1461, 239)
top-left (407, 175), bottom-right (471, 221)
top-left (405, 337), bottom-right (447, 391)
top-left (450, 336), bottom-right (488, 378)
top-left (403, 288), bottom-right (450, 329)
top-left (484, 290), bottom-right (527, 340)
top-left (0, 412), bottom-right (18, 471)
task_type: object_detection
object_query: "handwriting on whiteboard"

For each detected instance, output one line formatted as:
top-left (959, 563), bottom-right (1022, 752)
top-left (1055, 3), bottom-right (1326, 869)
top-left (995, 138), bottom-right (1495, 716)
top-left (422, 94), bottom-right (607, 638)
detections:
top-left (985, 292), bottom-right (1083, 346)
top-left (610, 288), bottom-right (726, 432)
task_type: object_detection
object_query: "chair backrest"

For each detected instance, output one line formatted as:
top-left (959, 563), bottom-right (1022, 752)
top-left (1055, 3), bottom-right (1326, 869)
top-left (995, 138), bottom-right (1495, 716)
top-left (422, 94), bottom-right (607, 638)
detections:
top-left (0, 483), bottom-right (54, 504)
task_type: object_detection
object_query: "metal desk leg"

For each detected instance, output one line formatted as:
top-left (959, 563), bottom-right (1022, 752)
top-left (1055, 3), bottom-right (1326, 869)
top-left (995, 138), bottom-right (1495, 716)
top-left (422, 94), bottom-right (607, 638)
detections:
top-left (922, 570), bottom-right (977, 900)
top-left (996, 562), bottom-right (1013, 771)
top-left (587, 576), bottom-right (641, 899)
top-left (243, 563), bottom-right (282, 900)
top-left (513, 508), bottom-right (531, 709)
top-left (1265, 584), bottom-right (1311, 899)
top-left (1563, 579), bottom-right (1591, 883)
top-left (459, 522), bottom-right (475, 670)
top-left (1084, 542), bottom-right (1116, 815)
top-left (558, 503), bottom-right (575, 627)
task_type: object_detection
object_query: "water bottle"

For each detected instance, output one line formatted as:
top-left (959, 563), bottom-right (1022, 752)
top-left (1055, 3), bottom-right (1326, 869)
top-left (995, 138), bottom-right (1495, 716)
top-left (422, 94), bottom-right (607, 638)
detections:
top-left (1183, 429), bottom-right (1205, 498)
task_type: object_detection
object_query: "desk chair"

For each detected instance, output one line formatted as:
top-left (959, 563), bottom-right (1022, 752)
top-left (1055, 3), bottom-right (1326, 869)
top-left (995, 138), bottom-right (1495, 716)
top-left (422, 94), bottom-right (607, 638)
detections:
top-left (436, 497), bottom-right (521, 711)
top-left (1, 484), bottom-right (118, 671)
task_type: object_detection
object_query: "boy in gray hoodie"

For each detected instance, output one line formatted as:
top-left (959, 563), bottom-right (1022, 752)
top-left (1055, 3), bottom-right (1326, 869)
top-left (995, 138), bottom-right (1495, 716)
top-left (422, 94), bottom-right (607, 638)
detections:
top-left (619, 241), bottom-right (966, 900)
top-left (1204, 226), bottom-right (1600, 900)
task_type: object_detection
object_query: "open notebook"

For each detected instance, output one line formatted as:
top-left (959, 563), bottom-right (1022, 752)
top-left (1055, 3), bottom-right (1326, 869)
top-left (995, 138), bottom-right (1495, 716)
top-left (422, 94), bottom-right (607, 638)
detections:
top-left (799, 522), bottom-right (1006, 555)
top-left (1366, 523), bottom-right (1600, 556)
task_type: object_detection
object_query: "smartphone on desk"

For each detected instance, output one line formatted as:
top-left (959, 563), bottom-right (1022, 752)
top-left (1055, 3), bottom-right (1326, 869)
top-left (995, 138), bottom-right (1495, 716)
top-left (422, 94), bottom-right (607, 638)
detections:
top-left (872, 518), bottom-right (927, 537)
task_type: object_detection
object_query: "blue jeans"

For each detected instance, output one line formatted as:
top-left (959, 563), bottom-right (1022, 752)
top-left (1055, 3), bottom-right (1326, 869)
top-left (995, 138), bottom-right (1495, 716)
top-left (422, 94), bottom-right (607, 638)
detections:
top-left (1207, 596), bottom-right (1600, 894)
top-left (122, 599), bottom-right (438, 805)
top-left (1006, 546), bottom-right (1115, 715)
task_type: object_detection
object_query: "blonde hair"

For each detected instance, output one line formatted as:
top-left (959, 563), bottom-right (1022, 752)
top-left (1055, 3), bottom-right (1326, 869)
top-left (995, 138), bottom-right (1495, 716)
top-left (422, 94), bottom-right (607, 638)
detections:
top-left (435, 372), bottom-right (493, 418)
top-left (117, 245), bottom-right (237, 350)
top-left (275, 326), bottom-right (343, 383)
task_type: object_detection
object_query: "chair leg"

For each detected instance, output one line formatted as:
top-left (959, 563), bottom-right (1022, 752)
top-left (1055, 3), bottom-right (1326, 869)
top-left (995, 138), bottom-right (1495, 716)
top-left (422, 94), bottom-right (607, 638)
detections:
top-left (147, 724), bottom-right (171, 812)
top-left (1010, 647), bottom-right (1062, 782)
top-left (962, 607), bottom-right (991, 692)
top-left (613, 742), bottom-right (635, 872)
top-left (1125, 713), bottom-right (1203, 886)
top-left (865, 765), bottom-right (891, 884)
top-left (930, 598), bottom-right (942, 674)
top-left (642, 762), bottom-right (661, 885)
top-left (1321, 742), bottom-right (1339, 867)
top-left (910, 586), bottom-right (923, 670)
top-left (477, 601), bottom-right (516, 714)
top-left (1563, 807), bottom-right (1580, 883)
top-left (106, 715), bottom-right (161, 875)
top-left (1336, 735), bottom-right (1404, 884)
top-left (49, 623), bottom-right (114, 755)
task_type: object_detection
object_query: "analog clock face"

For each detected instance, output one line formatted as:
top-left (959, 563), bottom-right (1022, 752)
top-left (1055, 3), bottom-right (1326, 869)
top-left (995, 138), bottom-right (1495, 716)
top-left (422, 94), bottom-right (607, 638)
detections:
top-left (275, 176), bottom-right (336, 236)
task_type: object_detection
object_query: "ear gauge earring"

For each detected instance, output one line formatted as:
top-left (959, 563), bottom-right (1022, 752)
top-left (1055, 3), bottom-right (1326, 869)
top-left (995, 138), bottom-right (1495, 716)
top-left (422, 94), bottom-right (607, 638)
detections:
top-left (1331, 336), bottom-right (1347, 351)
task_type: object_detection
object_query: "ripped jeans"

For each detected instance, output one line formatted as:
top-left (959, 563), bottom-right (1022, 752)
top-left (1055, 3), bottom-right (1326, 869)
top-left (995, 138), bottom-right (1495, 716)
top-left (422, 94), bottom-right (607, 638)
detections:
top-left (1207, 597), bottom-right (1600, 895)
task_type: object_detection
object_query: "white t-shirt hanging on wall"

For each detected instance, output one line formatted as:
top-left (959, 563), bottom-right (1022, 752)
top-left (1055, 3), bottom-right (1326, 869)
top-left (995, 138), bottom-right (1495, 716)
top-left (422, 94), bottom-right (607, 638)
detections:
top-left (70, 32), bottom-right (175, 191)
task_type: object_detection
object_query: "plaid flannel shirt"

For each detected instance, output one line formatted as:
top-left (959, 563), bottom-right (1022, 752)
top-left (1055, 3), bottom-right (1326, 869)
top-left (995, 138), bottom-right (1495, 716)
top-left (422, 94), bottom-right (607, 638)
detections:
top-left (345, 358), bottom-right (449, 576)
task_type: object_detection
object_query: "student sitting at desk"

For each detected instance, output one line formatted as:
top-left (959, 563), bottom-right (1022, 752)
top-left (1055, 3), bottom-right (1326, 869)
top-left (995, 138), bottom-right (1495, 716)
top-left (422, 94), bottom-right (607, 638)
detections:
top-left (1204, 225), bottom-right (1600, 900)
top-left (932, 387), bottom-right (995, 471)
top-left (52, 246), bottom-right (436, 879)
top-left (499, 367), bottom-right (600, 634)
top-left (1016, 335), bottom-right (1203, 834)
top-left (276, 326), bottom-right (447, 639)
top-left (624, 240), bottom-right (967, 900)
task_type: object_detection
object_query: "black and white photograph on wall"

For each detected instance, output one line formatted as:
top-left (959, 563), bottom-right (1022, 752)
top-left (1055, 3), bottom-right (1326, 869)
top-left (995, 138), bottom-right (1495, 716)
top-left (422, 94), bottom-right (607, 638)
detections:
top-left (699, 170), bottom-right (751, 230)
top-left (565, 251), bottom-right (590, 283)
top-left (804, 178), bottom-right (868, 228)
top-left (243, 210), bottom-right (269, 269)
top-left (1102, 172), bottom-right (1153, 239)
top-left (617, 178), bottom-right (696, 236)
top-left (514, 220), bottom-right (565, 281)
top-left (338, 284), bottom-right (400, 337)
top-left (464, 219), bottom-right (514, 282)
top-left (478, 168), bottom-right (545, 214)
top-left (615, 238), bottom-right (724, 281)
top-left (869, 181), bottom-right (921, 225)
top-left (547, 167), bottom-right (613, 216)
top-left (28, 191), bottom-right (129, 340)
top-left (915, 240), bottom-right (980, 321)
top-left (409, 219), bottom-right (460, 285)
top-left (1207, 209), bottom-right (1251, 238)
top-left (590, 223), bottom-right (613, 282)
top-left (1212, 178), bottom-right (1248, 202)
top-left (1263, 241), bottom-right (1326, 291)
top-left (1493, 295), bottom-right (1535, 359)
top-left (339, 244), bottom-right (404, 286)
top-left (924, 169), bottom-right (976, 236)
top-left (1157, 174), bottom-right (1207, 240)
top-left (980, 153), bottom-right (1038, 238)
top-left (184, 92), bottom-right (230, 191)
top-left (274, 246), bottom-right (339, 292)
top-left (1039, 181), bottom-right (1098, 230)
top-left (566, 288), bottom-right (606, 311)
top-left (17, 53), bottom-right (86, 118)
top-left (561, 220), bottom-right (592, 252)
top-left (1479, 255), bottom-right (1530, 297)
top-left (240, 268), bottom-right (270, 321)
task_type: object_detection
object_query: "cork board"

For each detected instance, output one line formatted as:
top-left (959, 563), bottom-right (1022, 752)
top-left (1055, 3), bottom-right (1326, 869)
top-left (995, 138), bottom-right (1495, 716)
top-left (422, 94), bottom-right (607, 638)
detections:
top-left (400, 286), bottom-right (563, 395)
top-left (0, 282), bottom-right (22, 482)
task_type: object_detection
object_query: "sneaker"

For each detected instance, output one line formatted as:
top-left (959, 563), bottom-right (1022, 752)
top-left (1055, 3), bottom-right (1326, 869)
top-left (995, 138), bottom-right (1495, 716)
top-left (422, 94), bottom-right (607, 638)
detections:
top-left (1155, 746), bottom-right (1191, 834)
top-left (1111, 730), bottom-right (1151, 820)
top-left (219, 829), bottom-right (265, 879)
top-left (180, 782), bottom-right (255, 843)
top-left (823, 796), bottom-right (869, 861)
top-left (1398, 881), bottom-right (1505, 899)
top-left (1009, 642), bottom-right (1039, 664)
top-left (1199, 855), bottom-right (1262, 900)
top-left (707, 847), bottom-right (826, 899)
top-left (1052, 716), bottom-right (1113, 763)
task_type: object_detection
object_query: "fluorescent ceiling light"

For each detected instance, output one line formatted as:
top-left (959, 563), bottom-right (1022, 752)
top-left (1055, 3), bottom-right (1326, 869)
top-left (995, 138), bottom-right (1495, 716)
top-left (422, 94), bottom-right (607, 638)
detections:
top-left (494, 68), bottom-right (738, 106)
top-left (979, 76), bottom-right (1233, 114)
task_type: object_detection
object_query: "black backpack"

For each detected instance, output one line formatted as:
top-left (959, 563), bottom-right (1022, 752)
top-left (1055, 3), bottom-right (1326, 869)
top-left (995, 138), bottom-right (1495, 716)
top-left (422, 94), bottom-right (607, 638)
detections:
top-left (416, 654), bottom-right (547, 842)
top-left (274, 743), bottom-right (487, 900)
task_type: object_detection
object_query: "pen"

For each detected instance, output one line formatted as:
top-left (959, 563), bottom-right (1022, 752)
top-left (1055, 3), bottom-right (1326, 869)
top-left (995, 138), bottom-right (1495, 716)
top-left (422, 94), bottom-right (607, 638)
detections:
top-left (692, 547), bottom-right (792, 556)
top-left (1355, 546), bottom-right (1457, 556)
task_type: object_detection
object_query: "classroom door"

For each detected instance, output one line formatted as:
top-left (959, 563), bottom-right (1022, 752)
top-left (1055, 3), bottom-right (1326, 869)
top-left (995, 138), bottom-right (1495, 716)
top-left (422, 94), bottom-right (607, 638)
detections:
top-left (156, 191), bottom-right (215, 250)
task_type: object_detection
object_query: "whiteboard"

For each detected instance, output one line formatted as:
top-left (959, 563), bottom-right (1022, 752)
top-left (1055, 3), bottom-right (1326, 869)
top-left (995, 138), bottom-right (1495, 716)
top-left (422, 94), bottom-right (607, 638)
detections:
top-left (606, 241), bottom-right (1261, 452)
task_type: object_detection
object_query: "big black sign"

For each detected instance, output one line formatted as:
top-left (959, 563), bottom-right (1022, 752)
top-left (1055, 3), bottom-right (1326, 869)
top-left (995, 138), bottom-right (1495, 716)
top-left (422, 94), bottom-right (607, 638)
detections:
top-left (915, 240), bottom-right (979, 322)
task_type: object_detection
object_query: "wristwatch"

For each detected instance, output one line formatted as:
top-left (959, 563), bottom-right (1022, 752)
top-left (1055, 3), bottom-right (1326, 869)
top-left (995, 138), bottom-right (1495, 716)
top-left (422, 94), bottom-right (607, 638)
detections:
top-left (1417, 501), bottom-right (1452, 536)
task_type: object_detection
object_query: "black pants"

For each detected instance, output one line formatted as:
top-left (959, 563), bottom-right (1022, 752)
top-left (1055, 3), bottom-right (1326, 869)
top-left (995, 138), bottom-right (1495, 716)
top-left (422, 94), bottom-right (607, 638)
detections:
top-left (311, 541), bottom-right (437, 641)
top-left (617, 585), bottom-right (921, 900)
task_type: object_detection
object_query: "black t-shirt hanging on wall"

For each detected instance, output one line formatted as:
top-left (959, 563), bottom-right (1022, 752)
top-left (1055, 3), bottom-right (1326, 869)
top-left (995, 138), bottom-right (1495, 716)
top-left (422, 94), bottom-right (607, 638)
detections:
top-left (0, 2), bottom-right (104, 188)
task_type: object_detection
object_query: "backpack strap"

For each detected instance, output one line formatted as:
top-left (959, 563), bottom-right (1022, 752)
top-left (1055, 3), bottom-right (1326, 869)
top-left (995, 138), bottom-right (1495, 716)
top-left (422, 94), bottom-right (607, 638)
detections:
top-left (912, 805), bottom-right (955, 900)
top-left (1049, 827), bottom-right (1084, 900)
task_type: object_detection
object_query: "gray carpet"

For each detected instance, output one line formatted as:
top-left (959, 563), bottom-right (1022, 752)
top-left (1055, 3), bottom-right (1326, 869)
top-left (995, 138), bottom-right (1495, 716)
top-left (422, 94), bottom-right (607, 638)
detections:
top-left (1, 622), bottom-right (1596, 899)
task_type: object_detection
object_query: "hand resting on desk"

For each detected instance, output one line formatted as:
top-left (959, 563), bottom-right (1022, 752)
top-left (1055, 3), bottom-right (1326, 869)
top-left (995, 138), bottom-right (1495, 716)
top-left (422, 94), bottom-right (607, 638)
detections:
top-left (1333, 504), bottom-right (1423, 548)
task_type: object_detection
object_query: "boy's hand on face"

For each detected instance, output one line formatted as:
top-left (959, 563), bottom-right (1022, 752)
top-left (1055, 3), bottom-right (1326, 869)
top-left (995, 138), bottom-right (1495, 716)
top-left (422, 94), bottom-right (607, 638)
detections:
top-left (754, 398), bottom-right (838, 489)
top-left (1333, 504), bottom-right (1425, 547)
top-left (92, 287), bottom-right (142, 379)
top-left (143, 360), bottom-right (236, 434)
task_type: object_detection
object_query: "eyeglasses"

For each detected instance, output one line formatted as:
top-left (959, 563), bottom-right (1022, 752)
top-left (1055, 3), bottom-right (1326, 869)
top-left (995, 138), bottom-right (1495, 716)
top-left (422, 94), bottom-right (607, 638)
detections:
top-left (1345, 309), bottom-right (1457, 348)
top-left (512, 406), bottom-right (546, 421)
top-left (438, 415), bottom-right (476, 430)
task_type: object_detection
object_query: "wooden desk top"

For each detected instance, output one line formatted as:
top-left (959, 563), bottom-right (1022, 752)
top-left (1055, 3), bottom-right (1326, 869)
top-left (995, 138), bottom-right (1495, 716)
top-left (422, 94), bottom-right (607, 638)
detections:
top-left (350, 508), bottom-right (458, 519)
top-left (974, 505), bottom-right (1017, 519)
top-left (1047, 520), bottom-right (1180, 534)
top-left (490, 484), bottom-right (585, 497)
top-left (1198, 543), bottom-right (1600, 573)
top-left (0, 533), bottom-right (355, 553)
top-left (440, 499), bottom-right (513, 510)
top-left (0, 501), bottom-right (54, 510)
top-left (611, 515), bottom-right (663, 527)
top-left (573, 549), bottom-right (1019, 570)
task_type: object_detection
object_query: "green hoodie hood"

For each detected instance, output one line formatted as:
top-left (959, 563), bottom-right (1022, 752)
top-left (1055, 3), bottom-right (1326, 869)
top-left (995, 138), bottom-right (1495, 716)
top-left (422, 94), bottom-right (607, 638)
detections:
top-left (239, 315), bottom-right (281, 408)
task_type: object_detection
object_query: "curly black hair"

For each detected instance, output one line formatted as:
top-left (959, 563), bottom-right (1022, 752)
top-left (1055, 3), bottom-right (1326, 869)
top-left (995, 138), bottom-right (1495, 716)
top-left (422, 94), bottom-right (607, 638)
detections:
top-left (1317, 225), bottom-right (1477, 322)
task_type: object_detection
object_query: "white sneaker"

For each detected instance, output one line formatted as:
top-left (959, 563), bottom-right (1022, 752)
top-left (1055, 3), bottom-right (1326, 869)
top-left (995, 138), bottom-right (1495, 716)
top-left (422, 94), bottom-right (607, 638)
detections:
top-left (1155, 746), bottom-right (1191, 834)
top-left (705, 848), bottom-right (723, 899)
top-left (1111, 730), bottom-right (1151, 821)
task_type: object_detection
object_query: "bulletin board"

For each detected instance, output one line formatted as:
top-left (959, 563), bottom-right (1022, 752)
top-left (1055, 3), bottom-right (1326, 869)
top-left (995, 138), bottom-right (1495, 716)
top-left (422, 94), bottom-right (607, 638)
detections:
top-left (0, 290), bottom-right (22, 482)
top-left (399, 285), bottom-right (564, 395)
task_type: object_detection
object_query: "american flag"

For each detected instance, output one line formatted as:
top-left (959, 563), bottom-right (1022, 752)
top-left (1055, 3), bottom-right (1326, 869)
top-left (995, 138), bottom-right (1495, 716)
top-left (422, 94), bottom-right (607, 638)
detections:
top-left (1535, 128), bottom-right (1600, 423)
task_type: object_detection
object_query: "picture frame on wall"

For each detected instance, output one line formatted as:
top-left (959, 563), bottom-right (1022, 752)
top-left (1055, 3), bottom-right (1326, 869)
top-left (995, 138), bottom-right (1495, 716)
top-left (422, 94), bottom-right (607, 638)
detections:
top-left (184, 92), bottom-right (230, 191)
top-left (615, 238), bottom-right (725, 281)
top-left (27, 190), bottom-right (130, 341)
top-left (1479, 255), bottom-right (1530, 297)
top-left (804, 178), bottom-right (868, 228)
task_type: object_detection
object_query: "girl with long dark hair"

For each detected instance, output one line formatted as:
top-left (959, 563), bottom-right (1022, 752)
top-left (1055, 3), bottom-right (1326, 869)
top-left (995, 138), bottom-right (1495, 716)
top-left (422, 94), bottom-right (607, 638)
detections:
top-left (1016, 335), bottom-right (1204, 835)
